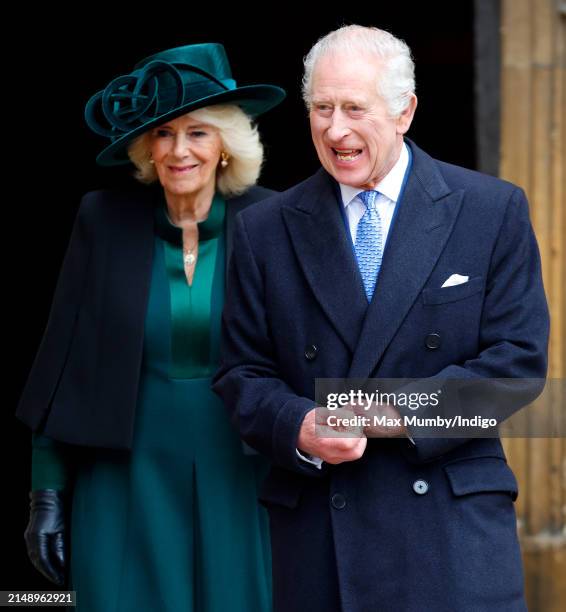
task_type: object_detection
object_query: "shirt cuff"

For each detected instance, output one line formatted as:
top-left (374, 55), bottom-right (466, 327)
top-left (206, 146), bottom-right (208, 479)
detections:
top-left (296, 448), bottom-right (323, 469)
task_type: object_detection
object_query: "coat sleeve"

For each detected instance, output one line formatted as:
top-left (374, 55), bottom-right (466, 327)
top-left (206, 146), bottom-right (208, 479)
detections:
top-left (16, 194), bottom-right (94, 431)
top-left (399, 186), bottom-right (550, 463)
top-left (212, 213), bottom-right (323, 476)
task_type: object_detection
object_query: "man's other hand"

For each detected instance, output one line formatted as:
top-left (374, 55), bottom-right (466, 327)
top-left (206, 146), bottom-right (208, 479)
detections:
top-left (297, 407), bottom-right (367, 464)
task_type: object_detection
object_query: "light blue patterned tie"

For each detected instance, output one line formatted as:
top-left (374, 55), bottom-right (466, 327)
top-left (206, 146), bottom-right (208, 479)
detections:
top-left (355, 190), bottom-right (383, 301)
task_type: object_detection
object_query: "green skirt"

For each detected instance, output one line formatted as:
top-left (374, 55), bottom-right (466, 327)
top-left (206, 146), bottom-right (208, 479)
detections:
top-left (70, 374), bottom-right (271, 611)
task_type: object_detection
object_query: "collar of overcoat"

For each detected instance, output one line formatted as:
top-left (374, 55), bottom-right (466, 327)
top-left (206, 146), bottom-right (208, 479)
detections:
top-left (281, 139), bottom-right (465, 379)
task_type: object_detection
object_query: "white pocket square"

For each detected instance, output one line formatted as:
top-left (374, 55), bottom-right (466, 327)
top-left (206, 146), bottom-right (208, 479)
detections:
top-left (441, 274), bottom-right (469, 288)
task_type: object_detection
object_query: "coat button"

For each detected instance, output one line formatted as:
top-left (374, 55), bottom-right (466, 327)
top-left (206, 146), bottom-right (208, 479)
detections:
top-left (331, 493), bottom-right (346, 509)
top-left (425, 333), bottom-right (441, 349)
top-left (305, 344), bottom-right (318, 361)
top-left (413, 479), bottom-right (429, 495)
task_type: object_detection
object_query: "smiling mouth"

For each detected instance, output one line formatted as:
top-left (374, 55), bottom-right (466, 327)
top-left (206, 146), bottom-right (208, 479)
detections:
top-left (332, 148), bottom-right (362, 162)
top-left (169, 164), bottom-right (198, 173)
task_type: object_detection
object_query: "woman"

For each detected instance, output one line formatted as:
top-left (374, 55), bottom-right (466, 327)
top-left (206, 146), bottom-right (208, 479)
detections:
top-left (17, 42), bottom-right (285, 611)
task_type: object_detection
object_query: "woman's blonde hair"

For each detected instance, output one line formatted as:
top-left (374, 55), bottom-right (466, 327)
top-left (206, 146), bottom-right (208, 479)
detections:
top-left (127, 104), bottom-right (264, 196)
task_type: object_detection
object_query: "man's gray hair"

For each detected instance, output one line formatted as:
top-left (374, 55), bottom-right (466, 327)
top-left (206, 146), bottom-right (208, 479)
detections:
top-left (302, 25), bottom-right (415, 117)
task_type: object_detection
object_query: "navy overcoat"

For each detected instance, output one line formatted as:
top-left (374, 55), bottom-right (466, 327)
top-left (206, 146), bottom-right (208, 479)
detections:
top-left (213, 140), bottom-right (549, 612)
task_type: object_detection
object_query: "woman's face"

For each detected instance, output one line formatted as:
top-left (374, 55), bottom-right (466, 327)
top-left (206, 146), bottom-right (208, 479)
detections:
top-left (149, 112), bottom-right (223, 200)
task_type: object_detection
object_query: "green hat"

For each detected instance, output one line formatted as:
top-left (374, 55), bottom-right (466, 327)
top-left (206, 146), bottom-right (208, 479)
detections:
top-left (85, 43), bottom-right (286, 166)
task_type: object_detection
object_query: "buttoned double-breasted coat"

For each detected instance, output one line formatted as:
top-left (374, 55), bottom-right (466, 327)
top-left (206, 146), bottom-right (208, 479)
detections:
top-left (213, 140), bottom-right (549, 612)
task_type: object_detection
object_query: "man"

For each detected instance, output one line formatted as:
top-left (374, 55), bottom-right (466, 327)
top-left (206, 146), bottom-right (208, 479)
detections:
top-left (213, 25), bottom-right (548, 612)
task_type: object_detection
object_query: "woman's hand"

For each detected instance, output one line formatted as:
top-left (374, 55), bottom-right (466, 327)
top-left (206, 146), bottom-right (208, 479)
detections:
top-left (24, 490), bottom-right (67, 586)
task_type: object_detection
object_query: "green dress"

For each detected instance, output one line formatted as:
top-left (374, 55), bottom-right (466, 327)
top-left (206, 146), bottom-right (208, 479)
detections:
top-left (34, 193), bottom-right (272, 612)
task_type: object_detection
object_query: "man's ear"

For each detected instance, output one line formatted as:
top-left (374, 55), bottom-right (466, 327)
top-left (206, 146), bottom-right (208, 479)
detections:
top-left (396, 94), bottom-right (417, 135)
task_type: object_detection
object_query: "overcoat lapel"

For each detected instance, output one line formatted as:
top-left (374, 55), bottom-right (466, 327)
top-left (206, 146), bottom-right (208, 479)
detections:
top-left (282, 170), bottom-right (367, 353)
top-left (348, 142), bottom-right (464, 378)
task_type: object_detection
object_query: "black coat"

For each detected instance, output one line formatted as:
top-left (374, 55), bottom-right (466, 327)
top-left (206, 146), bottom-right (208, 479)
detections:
top-left (17, 184), bottom-right (275, 449)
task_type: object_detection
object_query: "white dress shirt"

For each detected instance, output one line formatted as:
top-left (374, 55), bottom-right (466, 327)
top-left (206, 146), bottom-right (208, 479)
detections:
top-left (340, 142), bottom-right (409, 246)
top-left (297, 143), bottom-right (411, 469)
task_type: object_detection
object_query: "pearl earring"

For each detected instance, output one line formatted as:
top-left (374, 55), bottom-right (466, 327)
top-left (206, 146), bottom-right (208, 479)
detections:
top-left (220, 151), bottom-right (230, 168)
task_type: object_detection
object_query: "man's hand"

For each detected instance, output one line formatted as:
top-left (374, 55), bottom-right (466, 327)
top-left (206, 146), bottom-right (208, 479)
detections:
top-left (297, 407), bottom-right (367, 464)
top-left (352, 402), bottom-right (408, 438)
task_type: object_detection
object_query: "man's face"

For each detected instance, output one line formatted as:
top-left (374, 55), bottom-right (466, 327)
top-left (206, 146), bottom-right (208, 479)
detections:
top-left (309, 52), bottom-right (416, 189)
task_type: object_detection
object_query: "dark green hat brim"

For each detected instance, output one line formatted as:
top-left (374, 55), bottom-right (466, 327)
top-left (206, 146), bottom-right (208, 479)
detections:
top-left (94, 84), bottom-right (285, 166)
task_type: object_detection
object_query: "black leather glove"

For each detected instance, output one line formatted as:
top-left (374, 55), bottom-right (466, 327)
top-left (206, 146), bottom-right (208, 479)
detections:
top-left (24, 489), bottom-right (67, 586)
